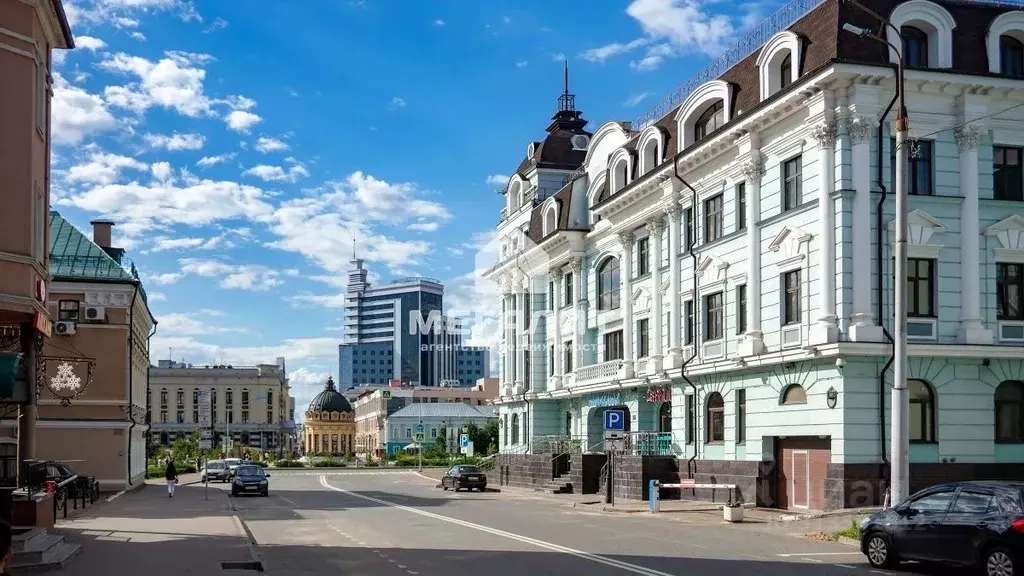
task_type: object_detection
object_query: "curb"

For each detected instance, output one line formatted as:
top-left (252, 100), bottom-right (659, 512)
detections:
top-left (232, 515), bottom-right (267, 574)
top-left (838, 536), bottom-right (860, 547)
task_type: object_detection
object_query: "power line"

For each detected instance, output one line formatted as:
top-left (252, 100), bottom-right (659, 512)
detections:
top-left (908, 100), bottom-right (1024, 141)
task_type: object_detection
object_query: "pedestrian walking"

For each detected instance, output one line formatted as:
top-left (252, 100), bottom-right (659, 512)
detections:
top-left (164, 456), bottom-right (179, 498)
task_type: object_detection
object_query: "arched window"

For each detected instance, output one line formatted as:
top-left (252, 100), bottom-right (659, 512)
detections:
top-left (612, 159), bottom-right (629, 192)
top-left (902, 25), bottom-right (929, 67)
top-left (192, 388), bottom-right (199, 404)
top-left (909, 379), bottom-right (936, 443)
top-left (693, 101), bottom-right (724, 142)
top-left (658, 402), bottom-right (672, 434)
top-left (160, 388), bottom-right (168, 405)
top-left (706, 393), bottom-right (724, 442)
top-left (641, 139), bottom-right (658, 174)
top-left (781, 384), bottom-right (807, 405)
top-left (780, 53), bottom-right (793, 88)
top-left (511, 413), bottom-right (520, 444)
top-left (1001, 35), bottom-right (1024, 77)
top-left (597, 258), bottom-right (621, 311)
top-left (543, 205), bottom-right (557, 236)
top-left (176, 388), bottom-right (184, 405)
top-left (502, 414), bottom-right (508, 445)
top-left (995, 380), bottom-right (1024, 443)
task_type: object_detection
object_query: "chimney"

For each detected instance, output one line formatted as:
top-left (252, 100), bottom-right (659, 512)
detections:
top-left (90, 219), bottom-right (115, 248)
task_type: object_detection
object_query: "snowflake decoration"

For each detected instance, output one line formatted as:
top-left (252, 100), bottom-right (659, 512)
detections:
top-left (50, 362), bottom-right (82, 392)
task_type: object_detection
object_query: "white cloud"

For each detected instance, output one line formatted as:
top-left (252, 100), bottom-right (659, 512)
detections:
top-left (196, 153), bottom-right (235, 168)
top-left (99, 51), bottom-right (215, 117)
top-left (67, 152), bottom-right (148, 185)
top-left (148, 272), bottom-right (183, 284)
top-left (147, 337), bottom-right (340, 375)
top-left (624, 91), bottom-right (652, 107)
top-left (433, 19), bottom-right (445, 26)
top-left (176, 258), bottom-right (288, 291)
top-left (203, 17), bottom-right (228, 33)
top-left (51, 73), bottom-right (118, 145)
top-left (144, 132), bottom-right (205, 151)
top-left (390, 97), bottom-right (406, 108)
top-left (147, 291), bottom-right (167, 302)
top-left (150, 161), bottom-right (173, 182)
top-left (254, 136), bottom-right (289, 153)
top-left (486, 174), bottom-right (510, 188)
top-left (551, 52), bottom-right (566, 61)
top-left (226, 110), bottom-right (262, 133)
top-left (243, 162), bottom-right (308, 183)
top-left (76, 36), bottom-right (107, 50)
top-left (580, 38), bottom-right (648, 63)
top-left (516, 61), bottom-right (528, 68)
top-left (66, 0), bottom-right (202, 28)
top-left (288, 293), bottom-right (347, 308)
top-left (130, 31), bottom-right (146, 41)
top-left (156, 312), bottom-right (244, 336)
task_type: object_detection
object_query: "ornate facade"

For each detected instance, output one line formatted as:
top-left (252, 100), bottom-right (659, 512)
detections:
top-left (304, 376), bottom-right (356, 456)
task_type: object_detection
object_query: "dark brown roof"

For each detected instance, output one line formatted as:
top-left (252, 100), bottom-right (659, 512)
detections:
top-left (525, 177), bottom-right (590, 244)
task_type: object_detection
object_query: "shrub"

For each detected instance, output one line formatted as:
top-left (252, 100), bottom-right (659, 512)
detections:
top-left (272, 459), bottom-right (304, 468)
top-left (312, 459), bottom-right (345, 468)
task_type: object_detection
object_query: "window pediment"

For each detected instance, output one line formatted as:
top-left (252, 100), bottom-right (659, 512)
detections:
top-left (986, 214), bottom-right (1024, 262)
top-left (696, 254), bottom-right (729, 288)
top-left (888, 209), bottom-right (947, 259)
top-left (768, 225), bottom-right (811, 271)
top-left (632, 286), bottom-right (652, 311)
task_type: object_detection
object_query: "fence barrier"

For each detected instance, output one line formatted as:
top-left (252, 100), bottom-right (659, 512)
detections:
top-left (648, 479), bottom-right (738, 512)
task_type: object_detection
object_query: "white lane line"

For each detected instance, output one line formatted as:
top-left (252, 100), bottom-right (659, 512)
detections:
top-left (870, 571), bottom-right (892, 575)
top-left (776, 552), bottom-right (863, 557)
top-left (277, 494), bottom-right (300, 507)
top-left (835, 564), bottom-right (856, 569)
top-left (320, 475), bottom-right (679, 576)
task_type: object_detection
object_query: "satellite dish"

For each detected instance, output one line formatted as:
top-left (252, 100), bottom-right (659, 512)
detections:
top-left (570, 134), bottom-right (590, 150)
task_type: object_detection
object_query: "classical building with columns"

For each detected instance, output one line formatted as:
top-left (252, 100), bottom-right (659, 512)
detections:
top-left (486, 0), bottom-right (1024, 510)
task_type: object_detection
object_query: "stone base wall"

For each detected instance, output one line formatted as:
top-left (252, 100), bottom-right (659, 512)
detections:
top-left (497, 454), bottom-right (554, 489)
top-left (610, 456), bottom-right (680, 501)
top-left (570, 453), bottom-right (606, 495)
top-left (668, 459), bottom-right (764, 506)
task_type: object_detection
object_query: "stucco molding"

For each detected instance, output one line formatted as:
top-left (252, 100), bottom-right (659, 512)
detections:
top-left (887, 0), bottom-right (957, 68)
top-left (987, 11), bottom-right (1024, 74)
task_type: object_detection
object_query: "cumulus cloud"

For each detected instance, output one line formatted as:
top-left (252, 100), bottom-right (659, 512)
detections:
top-left (174, 258), bottom-right (289, 291)
top-left (144, 132), bottom-right (205, 151)
top-left (51, 73), bottom-right (119, 145)
top-left (486, 174), bottom-right (510, 188)
top-left (254, 136), bottom-right (289, 153)
top-left (67, 152), bottom-right (148, 185)
top-left (243, 161), bottom-right (308, 183)
top-left (99, 51), bottom-right (218, 117)
top-left (226, 109), bottom-right (262, 133)
top-left (196, 153), bottom-right (235, 168)
top-left (76, 36), bottom-right (107, 50)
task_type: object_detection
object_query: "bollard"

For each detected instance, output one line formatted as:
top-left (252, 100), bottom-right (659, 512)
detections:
top-left (649, 479), bottom-right (661, 513)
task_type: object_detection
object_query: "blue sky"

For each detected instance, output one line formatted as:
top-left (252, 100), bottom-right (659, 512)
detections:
top-left (52, 0), bottom-right (779, 411)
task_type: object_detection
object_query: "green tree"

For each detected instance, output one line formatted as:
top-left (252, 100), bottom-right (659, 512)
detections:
top-left (481, 420), bottom-right (499, 454)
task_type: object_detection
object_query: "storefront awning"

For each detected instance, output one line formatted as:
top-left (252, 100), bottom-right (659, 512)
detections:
top-left (0, 353), bottom-right (23, 399)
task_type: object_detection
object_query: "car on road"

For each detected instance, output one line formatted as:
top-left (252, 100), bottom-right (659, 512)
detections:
top-left (440, 465), bottom-right (486, 492)
top-left (860, 480), bottom-right (1024, 575)
top-left (230, 465), bottom-right (270, 497)
top-left (225, 458), bottom-right (242, 478)
top-left (201, 460), bottom-right (229, 483)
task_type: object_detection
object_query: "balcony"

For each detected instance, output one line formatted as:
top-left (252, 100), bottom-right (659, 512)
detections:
top-left (574, 360), bottom-right (622, 386)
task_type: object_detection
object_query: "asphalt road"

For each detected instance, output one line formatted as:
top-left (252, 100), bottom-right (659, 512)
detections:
top-left (209, 469), bottom-right (941, 576)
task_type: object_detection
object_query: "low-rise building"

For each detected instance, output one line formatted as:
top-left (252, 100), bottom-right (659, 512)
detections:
top-left (354, 378), bottom-right (497, 457)
top-left (302, 376), bottom-right (354, 456)
top-left (383, 402), bottom-right (496, 455)
top-left (147, 359), bottom-right (297, 457)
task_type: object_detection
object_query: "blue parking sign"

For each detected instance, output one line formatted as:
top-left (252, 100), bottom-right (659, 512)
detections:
top-left (604, 409), bottom-right (625, 431)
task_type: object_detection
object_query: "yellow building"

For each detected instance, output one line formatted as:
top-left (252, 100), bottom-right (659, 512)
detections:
top-left (304, 376), bottom-right (355, 456)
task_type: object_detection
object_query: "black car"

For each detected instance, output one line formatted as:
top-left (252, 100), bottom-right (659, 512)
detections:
top-left (230, 465), bottom-right (270, 497)
top-left (441, 465), bottom-right (487, 492)
top-left (860, 481), bottom-right (1024, 575)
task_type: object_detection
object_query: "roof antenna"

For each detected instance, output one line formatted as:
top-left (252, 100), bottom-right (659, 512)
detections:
top-left (558, 60), bottom-right (575, 113)
top-left (564, 60), bottom-right (569, 96)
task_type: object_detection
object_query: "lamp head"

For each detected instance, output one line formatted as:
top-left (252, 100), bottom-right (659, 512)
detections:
top-left (842, 22), bottom-right (870, 37)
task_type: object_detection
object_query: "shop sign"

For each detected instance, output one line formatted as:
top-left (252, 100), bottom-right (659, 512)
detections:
top-left (588, 393), bottom-right (621, 408)
top-left (33, 312), bottom-right (52, 338)
top-left (645, 388), bottom-right (671, 403)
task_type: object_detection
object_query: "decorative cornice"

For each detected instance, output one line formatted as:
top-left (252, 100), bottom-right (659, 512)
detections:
top-left (846, 116), bottom-right (873, 145)
top-left (811, 120), bottom-right (838, 149)
top-left (569, 256), bottom-right (583, 274)
top-left (741, 155), bottom-right (766, 184)
top-left (645, 218), bottom-right (665, 235)
top-left (618, 231), bottom-right (635, 247)
top-left (954, 125), bottom-right (983, 151)
top-left (664, 202), bottom-right (682, 222)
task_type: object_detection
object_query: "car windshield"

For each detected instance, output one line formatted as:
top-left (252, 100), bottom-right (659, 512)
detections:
top-left (206, 462), bottom-right (226, 470)
top-left (236, 466), bottom-right (263, 476)
top-left (226, 459), bottom-right (241, 465)
top-left (457, 466), bottom-right (480, 474)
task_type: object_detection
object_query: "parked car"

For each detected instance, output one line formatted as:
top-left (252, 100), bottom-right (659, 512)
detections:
top-left (225, 458), bottom-right (242, 478)
top-left (860, 480), bottom-right (1024, 575)
top-left (230, 465), bottom-right (270, 497)
top-left (40, 460), bottom-right (98, 499)
top-left (440, 465), bottom-right (487, 492)
top-left (201, 460), bottom-right (229, 483)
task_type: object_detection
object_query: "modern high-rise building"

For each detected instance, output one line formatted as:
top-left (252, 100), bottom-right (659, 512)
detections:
top-left (339, 255), bottom-right (489, 388)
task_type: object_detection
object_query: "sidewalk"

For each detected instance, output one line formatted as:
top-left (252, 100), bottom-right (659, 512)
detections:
top-left (51, 479), bottom-right (259, 575)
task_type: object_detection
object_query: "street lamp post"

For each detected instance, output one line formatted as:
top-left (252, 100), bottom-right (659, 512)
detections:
top-left (842, 4), bottom-right (910, 505)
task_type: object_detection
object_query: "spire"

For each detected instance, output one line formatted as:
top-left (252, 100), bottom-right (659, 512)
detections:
top-left (324, 376), bottom-right (336, 391)
top-left (547, 62), bottom-right (586, 133)
top-left (557, 60), bottom-right (575, 114)
top-left (352, 238), bottom-right (357, 260)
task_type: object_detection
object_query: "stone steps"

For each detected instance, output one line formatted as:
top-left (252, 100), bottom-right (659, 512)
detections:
top-left (534, 475), bottom-right (573, 495)
top-left (10, 526), bottom-right (82, 573)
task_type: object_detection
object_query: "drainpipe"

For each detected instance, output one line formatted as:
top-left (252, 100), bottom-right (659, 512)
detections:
top-left (125, 285), bottom-right (139, 486)
top-left (673, 160), bottom-right (701, 481)
top-left (875, 90), bottom-right (898, 488)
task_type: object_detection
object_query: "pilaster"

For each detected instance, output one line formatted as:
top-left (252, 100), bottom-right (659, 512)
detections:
top-left (738, 156), bottom-right (767, 356)
top-left (809, 120), bottom-right (840, 345)
top-left (646, 217), bottom-right (665, 373)
top-left (955, 125), bottom-right (994, 344)
top-left (665, 201), bottom-right (683, 367)
top-left (570, 255), bottom-right (584, 372)
top-left (847, 115), bottom-right (885, 342)
top-left (618, 231), bottom-right (635, 379)
top-left (550, 267), bottom-right (564, 389)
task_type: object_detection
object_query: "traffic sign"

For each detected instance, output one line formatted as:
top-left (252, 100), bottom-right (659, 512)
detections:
top-left (415, 423), bottom-right (425, 433)
top-left (198, 391), bottom-right (211, 428)
top-left (459, 433), bottom-right (470, 449)
top-left (603, 409), bottom-right (625, 431)
top-left (199, 439), bottom-right (212, 449)
top-left (381, 390), bottom-right (392, 400)
top-left (414, 432), bottom-right (425, 442)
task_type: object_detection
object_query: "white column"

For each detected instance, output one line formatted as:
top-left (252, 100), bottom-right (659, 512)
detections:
top-left (810, 120), bottom-right (840, 345)
top-left (956, 125), bottom-right (994, 344)
top-left (570, 255), bottom-right (584, 372)
top-left (515, 284), bottom-right (526, 390)
top-left (646, 217), bottom-right (665, 372)
top-left (501, 290), bottom-right (511, 391)
top-left (618, 231), bottom-right (635, 379)
top-left (550, 268), bottom-right (563, 387)
top-left (848, 116), bottom-right (885, 342)
top-left (666, 202), bottom-right (683, 368)
top-left (738, 157), bottom-right (766, 356)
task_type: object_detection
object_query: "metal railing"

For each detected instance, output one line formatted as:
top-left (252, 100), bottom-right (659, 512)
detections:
top-left (624, 432), bottom-right (674, 457)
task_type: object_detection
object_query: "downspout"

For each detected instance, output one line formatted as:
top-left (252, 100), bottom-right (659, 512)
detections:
top-left (673, 160), bottom-right (701, 480)
top-left (875, 89), bottom-right (899, 486)
top-left (125, 285), bottom-right (139, 486)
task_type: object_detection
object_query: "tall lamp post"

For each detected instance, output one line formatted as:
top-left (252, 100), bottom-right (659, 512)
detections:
top-left (842, 2), bottom-right (910, 505)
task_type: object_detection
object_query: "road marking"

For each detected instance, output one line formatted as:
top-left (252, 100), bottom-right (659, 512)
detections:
top-left (870, 571), bottom-right (892, 575)
top-left (277, 494), bottom-right (300, 507)
top-left (776, 552), bottom-right (863, 557)
top-left (835, 564), bottom-right (856, 569)
top-left (320, 475), bottom-right (680, 576)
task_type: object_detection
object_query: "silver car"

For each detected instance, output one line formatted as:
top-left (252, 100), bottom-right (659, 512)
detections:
top-left (201, 460), bottom-right (229, 483)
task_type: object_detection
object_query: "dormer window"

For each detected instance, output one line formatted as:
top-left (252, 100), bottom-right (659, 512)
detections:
top-left (780, 54), bottom-right (792, 88)
top-left (902, 25), bottom-right (929, 67)
top-left (693, 101), bottom-right (724, 142)
top-left (1002, 35), bottom-right (1024, 77)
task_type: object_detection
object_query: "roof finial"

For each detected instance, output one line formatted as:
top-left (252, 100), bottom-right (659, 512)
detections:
top-left (564, 60), bottom-right (569, 96)
top-left (557, 61), bottom-right (576, 114)
top-left (352, 238), bottom-right (356, 259)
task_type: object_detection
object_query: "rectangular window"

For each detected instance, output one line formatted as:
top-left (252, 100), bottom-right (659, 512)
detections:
top-left (564, 341), bottom-right (573, 372)
top-left (736, 182), bottom-right (746, 231)
top-left (549, 281), bottom-right (555, 311)
top-left (524, 296), bottom-right (530, 330)
top-left (684, 300), bottom-right (694, 345)
top-left (998, 263), bottom-right (1024, 320)
top-left (227, 411), bottom-right (234, 425)
top-left (736, 389), bottom-right (746, 444)
top-left (704, 194), bottom-right (723, 243)
top-left (783, 270), bottom-right (801, 325)
top-left (704, 291), bottom-right (724, 341)
top-left (176, 411), bottom-right (184, 424)
top-left (783, 156), bottom-right (802, 210)
top-left (637, 318), bottom-right (649, 358)
top-left (34, 189), bottom-right (45, 263)
top-left (683, 207), bottom-right (694, 250)
top-left (603, 330), bottom-right (624, 362)
top-left (549, 345), bottom-right (555, 376)
top-left (908, 258), bottom-right (936, 317)
top-left (890, 138), bottom-right (933, 196)
top-left (160, 410), bottom-right (167, 424)
top-left (995, 146), bottom-right (1023, 201)
top-left (192, 410), bottom-right (198, 423)
top-left (685, 395), bottom-right (695, 444)
top-left (58, 300), bottom-right (80, 322)
top-left (36, 60), bottom-right (47, 134)
top-left (736, 285), bottom-right (747, 335)
top-left (241, 411), bottom-right (249, 424)
top-left (637, 237), bottom-right (650, 276)
top-left (564, 273), bottom-right (573, 306)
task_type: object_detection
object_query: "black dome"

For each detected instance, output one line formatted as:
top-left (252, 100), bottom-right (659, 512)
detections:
top-left (307, 376), bottom-right (352, 413)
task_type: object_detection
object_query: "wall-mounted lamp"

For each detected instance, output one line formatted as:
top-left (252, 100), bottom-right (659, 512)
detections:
top-left (826, 386), bottom-right (838, 409)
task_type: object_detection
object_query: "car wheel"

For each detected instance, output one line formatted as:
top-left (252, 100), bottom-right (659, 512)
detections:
top-left (864, 532), bottom-right (896, 569)
top-left (441, 481), bottom-right (448, 491)
top-left (262, 490), bottom-right (269, 497)
top-left (453, 481), bottom-right (461, 492)
top-left (984, 546), bottom-right (1015, 576)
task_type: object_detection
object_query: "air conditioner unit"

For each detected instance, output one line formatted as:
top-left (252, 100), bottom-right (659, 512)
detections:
top-left (84, 306), bottom-right (106, 321)
top-left (54, 321), bottom-right (76, 335)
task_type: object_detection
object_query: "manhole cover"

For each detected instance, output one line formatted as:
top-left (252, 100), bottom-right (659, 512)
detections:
top-left (220, 561), bottom-right (263, 571)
